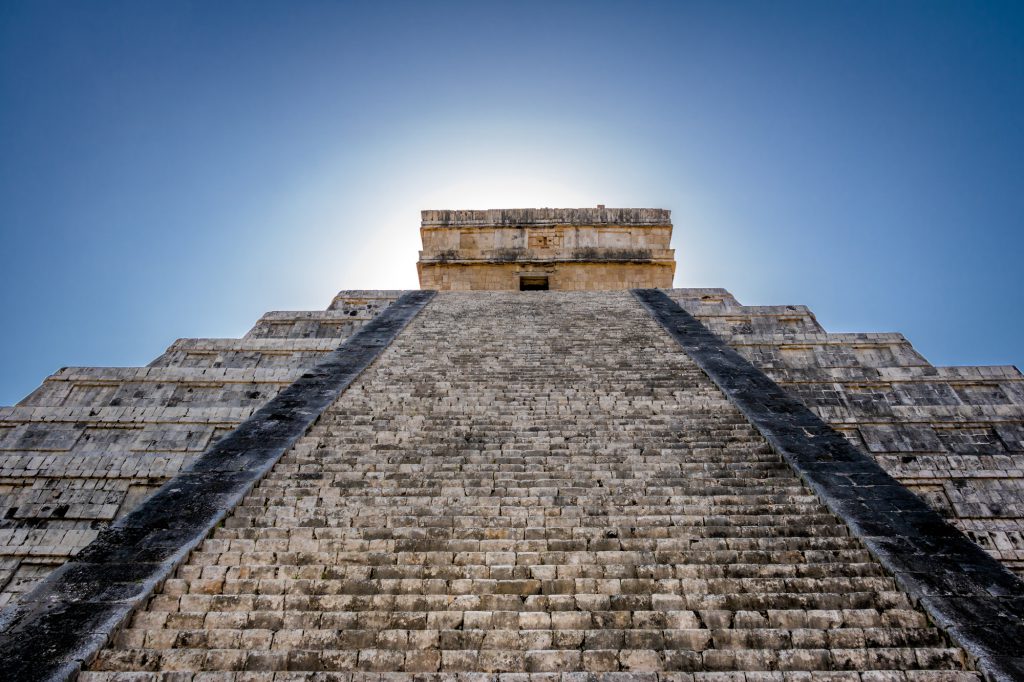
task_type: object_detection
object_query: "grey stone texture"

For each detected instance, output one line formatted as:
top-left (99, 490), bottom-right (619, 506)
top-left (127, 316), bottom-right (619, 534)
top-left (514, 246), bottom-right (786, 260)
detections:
top-left (417, 208), bottom-right (675, 290)
top-left (635, 289), bottom-right (1024, 682)
top-left (0, 290), bottom-right (432, 681)
top-left (1, 284), bottom-right (1022, 680)
top-left (0, 292), bottom-right (403, 608)
top-left (79, 292), bottom-right (980, 679)
top-left (663, 290), bottom-right (1024, 575)
top-left (420, 208), bottom-right (672, 227)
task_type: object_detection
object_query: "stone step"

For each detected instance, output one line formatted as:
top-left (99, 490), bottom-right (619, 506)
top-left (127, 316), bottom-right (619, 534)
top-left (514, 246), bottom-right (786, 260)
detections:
top-left (144, 576), bottom-right (901, 599)
top-left (139, 591), bottom-right (919, 614)
top-left (147, 337), bottom-right (336, 369)
top-left (243, 310), bottom-right (380, 340)
top-left (79, 672), bottom-right (985, 682)
top-left (17, 366), bottom-right (301, 409)
top-left (128, 608), bottom-right (932, 632)
top-left (181, 550), bottom-right (879, 568)
top-left (127, 608), bottom-right (931, 632)
top-left (91, 645), bottom-right (967, 673)
top-left (114, 627), bottom-right (949, 651)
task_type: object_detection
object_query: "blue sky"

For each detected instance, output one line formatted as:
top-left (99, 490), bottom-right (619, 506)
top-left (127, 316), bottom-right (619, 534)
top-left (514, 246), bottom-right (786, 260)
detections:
top-left (1, 0), bottom-right (1022, 404)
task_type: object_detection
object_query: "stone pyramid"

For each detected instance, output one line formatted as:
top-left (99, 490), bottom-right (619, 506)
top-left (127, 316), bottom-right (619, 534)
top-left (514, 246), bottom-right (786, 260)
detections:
top-left (0, 209), bottom-right (1022, 681)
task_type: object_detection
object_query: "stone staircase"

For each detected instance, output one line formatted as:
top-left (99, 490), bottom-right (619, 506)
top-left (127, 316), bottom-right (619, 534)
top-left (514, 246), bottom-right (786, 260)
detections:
top-left (84, 291), bottom-right (976, 679)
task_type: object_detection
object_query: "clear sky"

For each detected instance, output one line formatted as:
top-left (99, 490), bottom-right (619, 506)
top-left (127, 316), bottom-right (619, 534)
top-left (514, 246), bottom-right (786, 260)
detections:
top-left (1, 1), bottom-right (1022, 404)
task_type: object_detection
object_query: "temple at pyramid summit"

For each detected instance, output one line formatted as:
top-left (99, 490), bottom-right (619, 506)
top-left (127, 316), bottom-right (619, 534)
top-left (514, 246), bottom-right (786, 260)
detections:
top-left (1, 208), bottom-right (1023, 680)
top-left (417, 208), bottom-right (675, 290)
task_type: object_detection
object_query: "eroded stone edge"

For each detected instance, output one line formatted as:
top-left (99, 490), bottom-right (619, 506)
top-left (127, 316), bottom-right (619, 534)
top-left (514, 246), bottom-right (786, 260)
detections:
top-left (632, 288), bottom-right (1024, 682)
top-left (0, 289), bottom-right (437, 682)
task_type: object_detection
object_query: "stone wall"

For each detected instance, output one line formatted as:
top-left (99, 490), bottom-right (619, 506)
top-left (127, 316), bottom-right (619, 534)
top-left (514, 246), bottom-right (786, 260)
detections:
top-left (0, 290), bottom-right (403, 607)
top-left (419, 262), bottom-right (676, 291)
top-left (418, 208), bottom-right (675, 291)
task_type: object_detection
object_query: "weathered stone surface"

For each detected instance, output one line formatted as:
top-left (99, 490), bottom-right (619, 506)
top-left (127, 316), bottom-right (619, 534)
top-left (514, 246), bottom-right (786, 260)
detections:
top-left (0, 291), bottom-right (401, 607)
top-left (0, 290), bottom-right (433, 681)
top-left (662, 290), bottom-right (1024, 576)
top-left (634, 288), bottom-right (1024, 682)
top-left (421, 208), bottom-right (673, 226)
top-left (417, 208), bottom-right (675, 290)
top-left (81, 292), bottom-right (978, 679)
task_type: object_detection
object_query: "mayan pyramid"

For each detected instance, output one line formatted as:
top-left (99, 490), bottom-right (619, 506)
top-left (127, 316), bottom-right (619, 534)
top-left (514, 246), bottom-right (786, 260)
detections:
top-left (0, 208), bottom-right (1022, 681)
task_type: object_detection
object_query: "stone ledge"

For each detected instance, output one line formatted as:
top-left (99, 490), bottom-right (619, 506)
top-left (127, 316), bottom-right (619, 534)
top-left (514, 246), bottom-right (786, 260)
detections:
top-left (39, 367), bottom-right (301, 384)
top-left (688, 305), bottom-right (817, 316)
top-left (157, 337), bottom-right (338, 351)
top-left (421, 208), bottom-right (671, 227)
top-left (419, 255), bottom-right (676, 265)
top-left (0, 406), bottom-right (253, 424)
top-left (765, 366), bottom-right (1024, 382)
top-left (725, 332), bottom-right (914, 345)
top-left (254, 310), bottom-right (381, 321)
top-left (815, 406), bottom-right (1024, 423)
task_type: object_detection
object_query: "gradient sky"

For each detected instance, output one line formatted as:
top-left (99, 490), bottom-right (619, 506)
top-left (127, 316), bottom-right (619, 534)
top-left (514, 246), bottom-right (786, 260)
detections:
top-left (1, 1), bottom-right (1022, 404)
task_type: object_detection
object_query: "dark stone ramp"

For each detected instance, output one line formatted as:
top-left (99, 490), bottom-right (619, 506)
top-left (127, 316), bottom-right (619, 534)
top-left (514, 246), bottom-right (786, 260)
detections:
top-left (633, 288), bottom-right (1024, 682)
top-left (0, 290), bottom-right (436, 682)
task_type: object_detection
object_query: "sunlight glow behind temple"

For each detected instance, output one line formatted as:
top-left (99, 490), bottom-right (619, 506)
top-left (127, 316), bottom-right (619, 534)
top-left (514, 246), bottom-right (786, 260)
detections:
top-left (1, 1), bottom-right (1021, 405)
top-left (301, 114), bottom-right (683, 293)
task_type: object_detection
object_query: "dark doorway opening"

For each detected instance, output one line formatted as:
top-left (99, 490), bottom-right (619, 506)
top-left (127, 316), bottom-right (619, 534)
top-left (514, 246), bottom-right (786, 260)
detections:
top-left (520, 276), bottom-right (549, 291)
